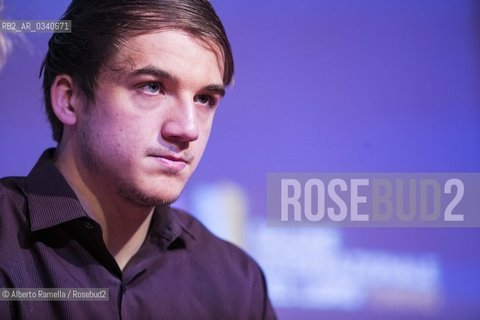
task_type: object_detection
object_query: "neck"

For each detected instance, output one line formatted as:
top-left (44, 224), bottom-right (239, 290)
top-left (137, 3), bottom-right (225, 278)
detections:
top-left (54, 143), bottom-right (154, 271)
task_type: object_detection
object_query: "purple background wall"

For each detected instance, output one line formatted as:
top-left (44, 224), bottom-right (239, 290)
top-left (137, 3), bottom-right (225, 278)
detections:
top-left (1, 0), bottom-right (479, 319)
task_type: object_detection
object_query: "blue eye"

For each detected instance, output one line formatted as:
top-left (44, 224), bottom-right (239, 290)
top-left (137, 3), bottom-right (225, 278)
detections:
top-left (141, 82), bottom-right (163, 95)
top-left (195, 94), bottom-right (217, 107)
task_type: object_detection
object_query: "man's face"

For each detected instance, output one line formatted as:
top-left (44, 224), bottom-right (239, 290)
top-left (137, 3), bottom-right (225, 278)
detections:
top-left (75, 30), bottom-right (224, 206)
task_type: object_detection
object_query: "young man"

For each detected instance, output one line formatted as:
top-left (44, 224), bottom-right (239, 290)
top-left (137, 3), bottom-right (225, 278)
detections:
top-left (0, 0), bottom-right (276, 318)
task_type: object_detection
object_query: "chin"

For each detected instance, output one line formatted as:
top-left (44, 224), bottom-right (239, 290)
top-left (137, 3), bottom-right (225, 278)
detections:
top-left (117, 180), bottom-right (185, 207)
top-left (122, 190), bottom-right (181, 207)
top-left (151, 189), bottom-right (183, 205)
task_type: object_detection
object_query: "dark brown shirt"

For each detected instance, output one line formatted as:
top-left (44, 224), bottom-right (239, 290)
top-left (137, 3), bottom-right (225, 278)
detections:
top-left (0, 149), bottom-right (276, 319)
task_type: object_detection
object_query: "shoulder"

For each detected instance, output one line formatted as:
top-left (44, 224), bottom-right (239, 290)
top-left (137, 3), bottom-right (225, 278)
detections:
top-left (0, 175), bottom-right (25, 193)
top-left (0, 176), bottom-right (29, 259)
top-left (173, 209), bottom-right (263, 281)
top-left (0, 176), bottom-right (27, 213)
top-left (172, 208), bottom-right (251, 257)
top-left (170, 208), bottom-right (277, 319)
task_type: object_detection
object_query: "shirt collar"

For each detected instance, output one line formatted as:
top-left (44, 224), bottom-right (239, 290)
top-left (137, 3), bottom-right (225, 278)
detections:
top-left (25, 148), bottom-right (89, 232)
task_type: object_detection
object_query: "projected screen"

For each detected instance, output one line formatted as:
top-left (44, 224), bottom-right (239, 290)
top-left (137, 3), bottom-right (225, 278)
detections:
top-left (1, 1), bottom-right (479, 319)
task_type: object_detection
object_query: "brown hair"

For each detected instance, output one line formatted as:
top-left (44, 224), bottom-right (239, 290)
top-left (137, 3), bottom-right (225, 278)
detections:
top-left (40, 0), bottom-right (234, 142)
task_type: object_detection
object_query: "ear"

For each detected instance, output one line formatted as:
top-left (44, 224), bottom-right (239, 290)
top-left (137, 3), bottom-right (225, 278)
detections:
top-left (50, 74), bottom-right (82, 126)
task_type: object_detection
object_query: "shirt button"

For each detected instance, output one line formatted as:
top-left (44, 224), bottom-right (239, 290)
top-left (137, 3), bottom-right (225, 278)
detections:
top-left (84, 221), bottom-right (94, 230)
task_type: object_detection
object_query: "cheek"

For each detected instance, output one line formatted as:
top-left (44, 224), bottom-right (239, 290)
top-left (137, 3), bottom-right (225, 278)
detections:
top-left (91, 115), bottom-right (147, 159)
top-left (198, 110), bottom-right (215, 136)
top-left (193, 125), bottom-right (213, 158)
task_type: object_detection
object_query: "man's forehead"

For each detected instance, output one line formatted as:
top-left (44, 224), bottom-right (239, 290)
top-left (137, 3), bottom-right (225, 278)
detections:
top-left (103, 30), bottom-right (225, 80)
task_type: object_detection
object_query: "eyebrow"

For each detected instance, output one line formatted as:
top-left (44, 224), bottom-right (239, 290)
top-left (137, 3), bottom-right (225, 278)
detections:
top-left (131, 66), bottom-right (177, 82)
top-left (203, 84), bottom-right (225, 97)
top-left (130, 65), bottom-right (225, 97)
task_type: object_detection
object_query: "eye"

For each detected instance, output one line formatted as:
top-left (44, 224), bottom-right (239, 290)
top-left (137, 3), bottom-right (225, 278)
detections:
top-left (139, 82), bottom-right (164, 95)
top-left (194, 94), bottom-right (218, 108)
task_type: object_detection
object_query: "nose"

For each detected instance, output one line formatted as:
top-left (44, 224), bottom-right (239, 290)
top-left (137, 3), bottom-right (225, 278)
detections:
top-left (161, 97), bottom-right (199, 145)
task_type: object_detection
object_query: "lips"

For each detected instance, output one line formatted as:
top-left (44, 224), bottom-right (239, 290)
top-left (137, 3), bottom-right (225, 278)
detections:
top-left (148, 152), bottom-right (191, 172)
top-left (154, 156), bottom-right (187, 171)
